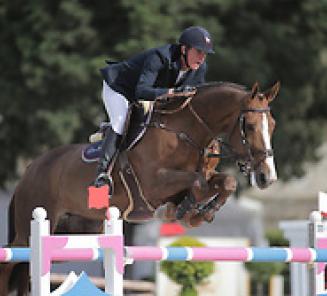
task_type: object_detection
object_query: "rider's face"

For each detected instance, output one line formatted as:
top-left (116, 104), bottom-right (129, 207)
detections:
top-left (182, 47), bottom-right (207, 70)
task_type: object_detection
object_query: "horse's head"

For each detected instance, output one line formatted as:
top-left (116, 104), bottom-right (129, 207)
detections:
top-left (229, 82), bottom-right (280, 189)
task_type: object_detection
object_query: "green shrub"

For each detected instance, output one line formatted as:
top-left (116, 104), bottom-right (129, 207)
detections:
top-left (160, 236), bottom-right (215, 296)
top-left (265, 229), bottom-right (289, 247)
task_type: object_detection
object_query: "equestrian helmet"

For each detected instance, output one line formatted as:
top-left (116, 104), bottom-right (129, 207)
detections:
top-left (179, 26), bottom-right (214, 54)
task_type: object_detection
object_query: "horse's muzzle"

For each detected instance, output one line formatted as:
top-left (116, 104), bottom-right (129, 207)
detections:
top-left (251, 169), bottom-right (277, 189)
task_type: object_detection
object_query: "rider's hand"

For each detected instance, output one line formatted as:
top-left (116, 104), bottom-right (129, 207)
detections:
top-left (166, 85), bottom-right (196, 98)
top-left (173, 85), bottom-right (196, 94)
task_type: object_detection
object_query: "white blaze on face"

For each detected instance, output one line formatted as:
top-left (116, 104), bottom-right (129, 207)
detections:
top-left (250, 171), bottom-right (257, 187)
top-left (262, 113), bottom-right (277, 181)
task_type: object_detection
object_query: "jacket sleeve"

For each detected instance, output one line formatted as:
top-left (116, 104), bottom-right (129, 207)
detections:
top-left (135, 53), bottom-right (169, 101)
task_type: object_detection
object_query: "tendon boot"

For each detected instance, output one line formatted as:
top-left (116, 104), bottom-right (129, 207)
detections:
top-left (176, 193), bottom-right (196, 220)
top-left (93, 127), bottom-right (122, 193)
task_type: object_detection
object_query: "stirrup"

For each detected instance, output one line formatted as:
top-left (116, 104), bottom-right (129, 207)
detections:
top-left (94, 173), bottom-right (112, 188)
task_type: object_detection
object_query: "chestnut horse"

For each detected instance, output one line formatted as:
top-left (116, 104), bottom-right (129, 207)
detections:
top-left (1, 81), bottom-right (279, 295)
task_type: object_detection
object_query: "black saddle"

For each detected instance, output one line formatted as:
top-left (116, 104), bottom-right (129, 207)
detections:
top-left (82, 102), bottom-right (154, 162)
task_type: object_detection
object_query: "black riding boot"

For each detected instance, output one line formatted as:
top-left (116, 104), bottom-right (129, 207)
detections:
top-left (93, 127), bottom-right (122, 189)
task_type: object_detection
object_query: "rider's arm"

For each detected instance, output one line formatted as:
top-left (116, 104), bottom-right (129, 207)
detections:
top-left (135, 53), bottom-right (170, 101)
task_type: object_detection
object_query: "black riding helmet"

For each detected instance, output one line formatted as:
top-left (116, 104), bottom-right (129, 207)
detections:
top-left (178, 26), bottom-right (214, 54)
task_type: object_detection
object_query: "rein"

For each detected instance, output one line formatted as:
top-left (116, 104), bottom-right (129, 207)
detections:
top-left (152, 94), bottom-right (220, 171)
top-left (155, 94), bottom-right (194, 115)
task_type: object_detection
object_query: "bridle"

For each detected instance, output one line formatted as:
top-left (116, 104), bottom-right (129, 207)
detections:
top-left (153, 94), bottom-right (274, 176)
top-left (235, 107), bottom-right (273, 175)
top-left (189, 103), bottom-right (274, 176)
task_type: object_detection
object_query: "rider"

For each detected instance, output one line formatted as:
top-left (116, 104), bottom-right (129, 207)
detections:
top-left (93, 26), bottom-right (215, 194)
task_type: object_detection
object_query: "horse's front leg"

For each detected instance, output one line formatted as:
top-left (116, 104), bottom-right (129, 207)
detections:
top-left (151, 168), bottom-right (208, 218)
top-left (183, 173), bottom-right (237, 227)
top-left (160, 170), bottom-right (209, 220)
top-left (153, 168), bottom-right (208, 200)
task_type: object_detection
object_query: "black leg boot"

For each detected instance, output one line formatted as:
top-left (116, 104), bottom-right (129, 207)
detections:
top-left (93, 127), bottom-right (122, 189)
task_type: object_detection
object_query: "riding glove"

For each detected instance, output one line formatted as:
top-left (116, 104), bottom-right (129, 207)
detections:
top-left (173, 85), bottom-right (196, 94)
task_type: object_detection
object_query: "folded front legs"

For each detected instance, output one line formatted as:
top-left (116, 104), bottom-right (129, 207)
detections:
top-left (155, 173), bottom-right (237, 227)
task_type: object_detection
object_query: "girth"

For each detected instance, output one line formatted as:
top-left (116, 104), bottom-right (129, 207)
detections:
top-left (118, 151), bottom-right (155, 222)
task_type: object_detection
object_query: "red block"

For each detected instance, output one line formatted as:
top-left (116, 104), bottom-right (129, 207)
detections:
top-left (88, 185), bottom-right (110, 209)
top-left (160, 223), bottom-right (185, 236)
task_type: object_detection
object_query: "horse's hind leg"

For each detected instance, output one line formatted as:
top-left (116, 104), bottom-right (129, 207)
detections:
top-left (0, 198), bottom-right (19, 296)
top-left (4, 231), bottom-right (31, 296)
top-left (8, 206), bottom-right (60, 296)
top-left (11, 263), bottom-right (29, 296)
top-left (0, 262), bottom-right (17, 296)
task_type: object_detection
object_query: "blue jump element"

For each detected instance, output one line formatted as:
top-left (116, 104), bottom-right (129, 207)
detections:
top-left (315, 249), bottom-right (327, 262)
top-left (98, 249), bottom-right (104, 260)
top-left (11, 248), bottom-right (30, 262)
top-left (166, 247), bottom-right (189, 261)
top-left (61, 272), bottom-right (110, 296)
top-left (251, 248), bottom-right (288, 262)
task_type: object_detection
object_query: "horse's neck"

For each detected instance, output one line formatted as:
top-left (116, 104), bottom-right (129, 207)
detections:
top-left (192, 87), bottom-right (244, 139)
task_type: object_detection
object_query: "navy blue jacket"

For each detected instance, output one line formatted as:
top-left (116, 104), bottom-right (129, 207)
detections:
top-left (100, 44), bottom-right (207, 102)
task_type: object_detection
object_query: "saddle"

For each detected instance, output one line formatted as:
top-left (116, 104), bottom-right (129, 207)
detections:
top-left (83, 101), bottom-right (154, 162)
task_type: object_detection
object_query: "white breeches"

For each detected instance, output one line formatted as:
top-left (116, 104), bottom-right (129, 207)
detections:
top-left (102, 81), bottom-right (129, 135)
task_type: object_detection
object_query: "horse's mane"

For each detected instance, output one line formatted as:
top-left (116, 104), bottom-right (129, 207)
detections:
top-left (155, 82), bottom-right (248, 113)
top-left (197, 81), bottom-right (248, 92)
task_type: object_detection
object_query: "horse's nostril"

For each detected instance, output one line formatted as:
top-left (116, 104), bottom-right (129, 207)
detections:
top-left (259, 172), bottom-right (267, 185)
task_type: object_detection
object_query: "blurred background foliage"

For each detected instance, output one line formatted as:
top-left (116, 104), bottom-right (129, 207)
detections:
top-left (1, 0), bottom-right (327, 186)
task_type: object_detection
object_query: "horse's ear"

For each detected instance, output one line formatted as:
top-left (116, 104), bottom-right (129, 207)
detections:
top-left (265, 81), bottom-right (280, 103)
top-left (250, 82), bottom-right (260, 99)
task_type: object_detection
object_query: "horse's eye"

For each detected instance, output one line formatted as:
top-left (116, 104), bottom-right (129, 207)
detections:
top-left (246, 124), bottom-right (255, 132)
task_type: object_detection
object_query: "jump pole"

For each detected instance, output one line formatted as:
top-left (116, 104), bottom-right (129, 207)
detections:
top-left (29, 207), bottom-right (125, 296)
top-left (1, 192), bottom-right (327, 295)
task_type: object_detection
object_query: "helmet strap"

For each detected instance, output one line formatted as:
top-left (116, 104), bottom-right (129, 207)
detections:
top-left (182, 46), bottom-right (190, 68)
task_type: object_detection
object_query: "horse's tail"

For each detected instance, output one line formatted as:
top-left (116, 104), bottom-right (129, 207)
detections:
top-left (7, 194), bottom-right (15, 245)
top-left (7, 194), bottom-right (30, 294)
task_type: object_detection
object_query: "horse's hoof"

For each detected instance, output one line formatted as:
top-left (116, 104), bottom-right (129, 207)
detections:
top-left (204, 211), bottom-right (215, 223)
top-left (224, 176), bottom-right (237, 191)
